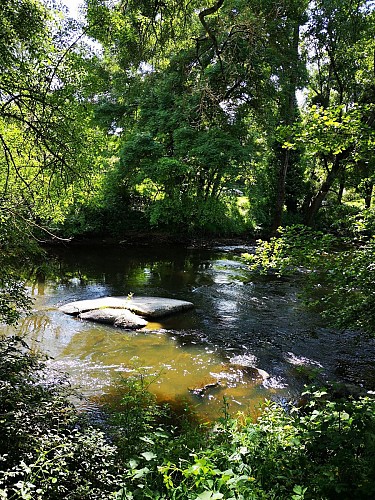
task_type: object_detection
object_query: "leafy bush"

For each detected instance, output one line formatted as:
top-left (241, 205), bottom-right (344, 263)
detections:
top-left (114, 383), bottom-right (375, 499)
top-left (0, 209), bottom-right (39, 325)
top-left (0, 336), bottom-right (121, 499)
top-left (1, 338), bottom-right (375, 499)
top-left (243, 225), bottom-right (375, 335)
top-left (315, 203), bottom-right (364, 237)
top-left (148, 195), bottom-right (248, 235)
top-left (104, 371), bottom-right (206, 499)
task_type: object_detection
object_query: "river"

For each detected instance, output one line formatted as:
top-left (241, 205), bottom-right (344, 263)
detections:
top-left (3, 243), bottom-right (375, 420)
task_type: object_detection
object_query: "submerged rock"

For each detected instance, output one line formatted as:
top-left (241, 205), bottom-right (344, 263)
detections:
top-left (233, 364), bottom-right (270, 381)
top-left (59, 295), bottom-right (194, 319)
top-left (189, 363), bottom-right (269, 397)
top-left (189, 376), bottom-right (220, 396)
top-left (79, 308), bottom-right (147, 329)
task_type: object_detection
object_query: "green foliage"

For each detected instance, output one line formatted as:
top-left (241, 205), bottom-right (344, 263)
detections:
top-left (92, 58), bottom-right (253, 235)
top-left (0, 208), bottom-right (41, 325)
top-left (0, 275), bottom-right (31, 327)
top-left (108, 371), bottom-right (168, 458)
top-left (243, 225), bottom-right (337, 275)
top-left (243, 225), bottom-right (375, 334)
top-left (280, 105), bottom-right (367, 157)
top-left (1, 338), bottom-right (375, 499)
top-left (348, 208), bottom-right (375, 239)
top-left (0, 0), bottom-right (108, 237)
top-left (86, 1), bottom-right (280, 236)
top-left (104, 370), bottom-right (206, 499)
top-left (82, 0), bottom-right (375, 233)
top-left (0, 336), bottom-right (121, 499)
top-left (147, 195), bottom-right (248, 235)
top-left (114, 382), bottom-right (375, 499)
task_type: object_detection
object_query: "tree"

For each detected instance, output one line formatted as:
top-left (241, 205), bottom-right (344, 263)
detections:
top-left (257, 0), bottom-right (308, 234)
top-left (0, 0), bottom-right (105, 321)
top-left (0, 0), bottom-right (106, 218)
top-left (84, 0), bottom-right (375, 233)
top-left (85, 0), bottom-right (309, 233)
top-left (85, 1), bottom-right (262, 232)
top-left (296, 0), bottom-right (375, 224)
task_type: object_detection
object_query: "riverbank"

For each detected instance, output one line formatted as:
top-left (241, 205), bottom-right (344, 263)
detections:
top-left (1, 335), bottom-right (375, 499)
top-left (40, 230), bottom-right (256, 249)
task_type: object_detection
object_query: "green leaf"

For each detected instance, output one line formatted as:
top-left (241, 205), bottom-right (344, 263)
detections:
top-left (129, 459), bottom-right (138, 469)
top-left (141, 451), bottom-right (157, 461)
top-left (195, 492), bottom-right (224, 500)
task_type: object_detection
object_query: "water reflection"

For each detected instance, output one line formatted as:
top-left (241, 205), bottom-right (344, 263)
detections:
top-left (3, 243), bottom-right (375, 420)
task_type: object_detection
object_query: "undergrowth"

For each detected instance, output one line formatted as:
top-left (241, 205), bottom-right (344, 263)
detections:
top-left (242, 225), bottom-right (375, 335)
top-left (1, 336), bottom-right (375, 499)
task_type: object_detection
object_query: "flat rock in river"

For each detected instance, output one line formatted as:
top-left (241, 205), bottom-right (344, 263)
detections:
top-left (59, 296), bottom-right (194, 319)
top-left (79, 308), bottom-right (147, 329)
top-left (125, 297), bottom-right (194, 318)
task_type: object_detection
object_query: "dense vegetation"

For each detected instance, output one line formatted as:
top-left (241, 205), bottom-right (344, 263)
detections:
top-left (2, 0), bottom-right (375, 240)
top-left (1, 336), bottom-right (375, 499)
top-left (1, 0), bottom-right (375, 498)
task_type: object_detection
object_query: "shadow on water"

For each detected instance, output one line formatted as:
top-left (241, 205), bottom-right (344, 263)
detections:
top-left (3, 243), bottom-right (375, 420)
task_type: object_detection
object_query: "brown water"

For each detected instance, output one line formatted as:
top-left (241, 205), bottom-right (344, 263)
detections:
top-left (4, 243), bottom-right (375, 420)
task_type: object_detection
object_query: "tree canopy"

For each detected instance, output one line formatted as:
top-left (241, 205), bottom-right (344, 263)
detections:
top-left (1, 3), bottom-right (375, 499)
top-left (1, 0), bottom-right (375, 319)
top-left (1, 0), bottom-right (373, 237)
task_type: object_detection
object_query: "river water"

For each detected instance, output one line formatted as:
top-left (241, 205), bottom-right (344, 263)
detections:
top-left (3, 243), bottom-right (375, 420)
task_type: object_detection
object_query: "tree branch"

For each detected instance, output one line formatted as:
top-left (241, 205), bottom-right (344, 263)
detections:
top-left (198, 0), bottom-right (225, 68)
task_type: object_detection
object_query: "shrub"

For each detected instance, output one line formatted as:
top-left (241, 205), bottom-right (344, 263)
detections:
top-left (148, 195), bottom-right (248, 235)
top-left (117, 387), bottom-right (375, 499)
top-left (0, 336), bottom-right (121, 499)
top-left (2, 337), bottom-right (374, 499)
top-left (242, 225), bottom-right (375, 335)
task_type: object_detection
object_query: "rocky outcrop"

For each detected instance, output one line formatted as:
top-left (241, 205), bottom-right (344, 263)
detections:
top-left (59, 295), bottom-right (194, 329)
top-left (79, 308), bottom-right (147, 329)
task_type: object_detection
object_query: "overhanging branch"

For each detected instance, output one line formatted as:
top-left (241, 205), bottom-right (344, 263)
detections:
top-left (198, 0), bottom-right (225, 66)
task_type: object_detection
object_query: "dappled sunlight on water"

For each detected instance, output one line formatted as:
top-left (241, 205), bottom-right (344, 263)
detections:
top-left (58, 324), bottom-right (271, 420)
top-left (3, 243), bottom-right (375, 420)
top-left (3, 301), bottom-right (270, 421)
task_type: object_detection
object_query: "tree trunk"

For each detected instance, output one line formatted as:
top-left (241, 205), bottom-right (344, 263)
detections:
top-left (364, 181), bottom-right (373, 209)
top-left (337, 171), bottom-right (345, 204)
top-left (304, 157), bottom-right (343, 226)
top-left (270, 22), bottom-right (300, 236)
top-left (271, 148), bottom-right (290, 234)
